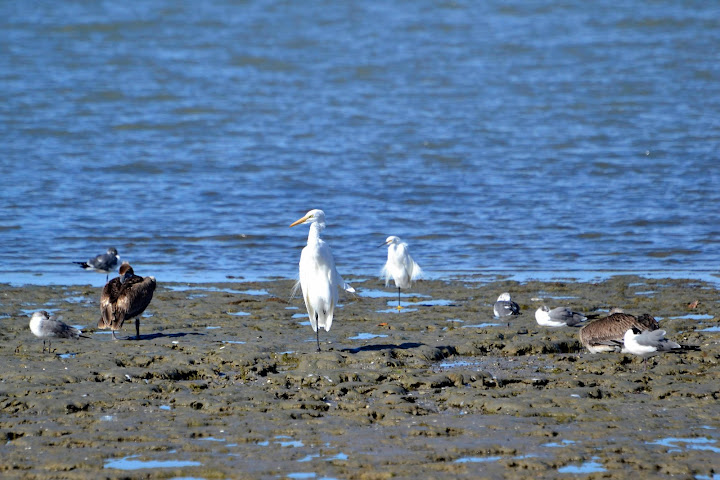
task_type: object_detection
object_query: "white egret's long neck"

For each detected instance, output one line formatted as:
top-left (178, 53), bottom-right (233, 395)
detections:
top-left (307, 221), bottom-right (325, 245)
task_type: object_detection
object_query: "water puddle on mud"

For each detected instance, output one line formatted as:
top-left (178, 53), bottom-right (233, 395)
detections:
top-left (63, 295), bottom-right (93, 304)
top-left (542, 440), bottom-right (576, 448)
top-left (557, 457), bottom-right (606, 474)
top-left (104, 455), bottom-right (201, 470)
top-left (349, 333), bottom-right (388, 340)
top-left (647, 437), bottom-right (720, 453)
top-left (377, 307), bottom-right (418, 313)
top-left (359, 289), bottom-right (429, 299)
top-left (461, 323), bottom-right (501, 328)
top-left (454, 456), bottom-right (502, 463)
top-left (165, 285), bottom-right (268, 296)
top-left (437, 360), bottom-right (483, 369)
top-left (227, 311), bottom-right (250, 316)
top-left (670, 314), bottom-right (714, 321)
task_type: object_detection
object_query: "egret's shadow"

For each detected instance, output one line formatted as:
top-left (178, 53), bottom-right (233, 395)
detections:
top-left (341, 342), bottom-right (424, 354)
top-left (125, 332), bottom-right (207, 341)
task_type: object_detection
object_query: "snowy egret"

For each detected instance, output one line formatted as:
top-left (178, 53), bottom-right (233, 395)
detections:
top-left (74, 247), bottom-right (120, 281)
top-left (99, 262), bottom-right (156, 340)
top-left (535, 306), bottom-right (587, 327)
top-left (493, 293), bottom-right (520, 318)
top-left (290, 209), bottom-right (354, 351)
top-left (29, 310), bottom-right (86, 352)
top-left (579, 312), bottom-right (659, 353)
top-left (380, 235), bottom-right (422, 310)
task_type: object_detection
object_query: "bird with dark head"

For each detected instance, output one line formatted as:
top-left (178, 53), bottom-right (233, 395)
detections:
top-left (98, 262), bottom-right (156, 340)
top-left (74, 247), bottom-right (120, 281)
top-left (579, 311), bottom-right (660, 353)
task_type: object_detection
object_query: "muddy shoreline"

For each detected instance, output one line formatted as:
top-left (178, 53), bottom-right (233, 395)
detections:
top-left (1, 275), bottom-right (718, 479)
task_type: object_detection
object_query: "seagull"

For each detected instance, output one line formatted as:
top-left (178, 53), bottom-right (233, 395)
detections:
top-left (380, 235), bottom-right (423, 310)
top-left (535, 306), bottom-right (587, 327)
top-left (74, 247), bottom-right (120, 281)
top-left (290, 209), bottom-right (354, 352)
top-left (98, 262), bottom-right (156, 340)
top-left (493, 293), bottom-right (520, 318)
top-left (29, 310), bottom-right (86, 352)
top-left (579, 312), bottom-right (659, 353)
top-left (622, 327), bottom-right (699, 367)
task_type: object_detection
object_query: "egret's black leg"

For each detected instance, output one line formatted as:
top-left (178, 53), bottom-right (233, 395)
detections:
top-left (135, 318), bottom-right (140, 340)
top-left (315, 313), bottom-right (321, 352)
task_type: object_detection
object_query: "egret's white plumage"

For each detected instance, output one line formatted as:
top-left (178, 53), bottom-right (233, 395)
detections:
top-left (290, 209), bottom-right (354, 351)
top-left (380, 235), bottom-right (422, 310)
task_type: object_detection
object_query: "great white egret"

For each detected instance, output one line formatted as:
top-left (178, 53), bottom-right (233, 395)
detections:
top-left (290, 209), bottom-right (354, 351)
top-left (380, 235), bottom-right (422, 310)
top-left (74, 247), bottom-right (120, 281)
top-left (493, 293), bottom-right (520, 317)
top-left (99, 262), bottom-right (156, 340)
top-left (29, 310), bottom-right (85, 352)
top-left (578, 312), bottom-right (659, 353)
top-left (535, 306), bottom-right (587, 327)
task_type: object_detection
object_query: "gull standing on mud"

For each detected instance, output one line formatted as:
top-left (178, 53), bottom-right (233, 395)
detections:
top-left (29, 310), bottom-right (86, 352)
top-left (74, 247), bottom-right (120, 281)
top-left (380, 235), bottom-right (423, 310)
top-left (535, 306), bottom-right (587, 327)
top-left (98, 263), bottom-right (156, 340)
top-left (290, 209), bottom-right (354, 352)
top-left (493, 293), bottom-right (520, 318)
top-left (579, 312), bottom-right (659, 353)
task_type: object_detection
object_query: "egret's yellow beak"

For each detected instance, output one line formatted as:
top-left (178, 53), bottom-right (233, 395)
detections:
top-left (378, 239), bottom-right (392, 248)
top-left (290, 213), bottom-right (311, 227)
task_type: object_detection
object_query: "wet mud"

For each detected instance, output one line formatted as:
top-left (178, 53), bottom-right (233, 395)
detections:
top-left (0, 275), bottom-right (718, 479)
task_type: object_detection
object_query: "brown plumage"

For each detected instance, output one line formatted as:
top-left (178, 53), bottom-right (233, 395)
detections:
top-left (579, 312), bottom-right (659, 353)
top-left (99, 263), bottom-right (156, 340)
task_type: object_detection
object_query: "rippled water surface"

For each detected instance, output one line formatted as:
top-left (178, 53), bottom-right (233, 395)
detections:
top-left (1, 1), bottom-right (719, 286)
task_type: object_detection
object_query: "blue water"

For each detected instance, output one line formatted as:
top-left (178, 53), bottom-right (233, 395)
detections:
top-left (2, 1), bottom-right (719, 287)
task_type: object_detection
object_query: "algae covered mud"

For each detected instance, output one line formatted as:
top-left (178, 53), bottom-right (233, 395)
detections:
top-left (0, 276), bottom-right (718, 479)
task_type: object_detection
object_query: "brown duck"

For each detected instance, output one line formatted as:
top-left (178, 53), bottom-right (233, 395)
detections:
top-left (99, 262), bottom-right (156, 340)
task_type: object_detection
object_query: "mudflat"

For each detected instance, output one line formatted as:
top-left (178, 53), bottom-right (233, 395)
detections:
top-left (0, 275), bottom-right (718, 479)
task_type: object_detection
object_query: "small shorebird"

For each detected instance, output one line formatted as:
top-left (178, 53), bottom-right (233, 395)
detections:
top-left (29, 310), bottom-right (86, 352)
top-left (98, 262), bottom-right (156, 340)
top-left (493, 293), bottom-right (521, 318)
top-left (74, 247), bottom-right (120, 281)
top-left (380, 235), bottom-right (423, 310)
top-left (579, 312), bottom-right (659, 353)
top-left (535, 306), bottom-right (587, 327)
top-left (290, 209), bottom-right (354, 352)
top-left (623, 327), bottom-right (700, 368)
